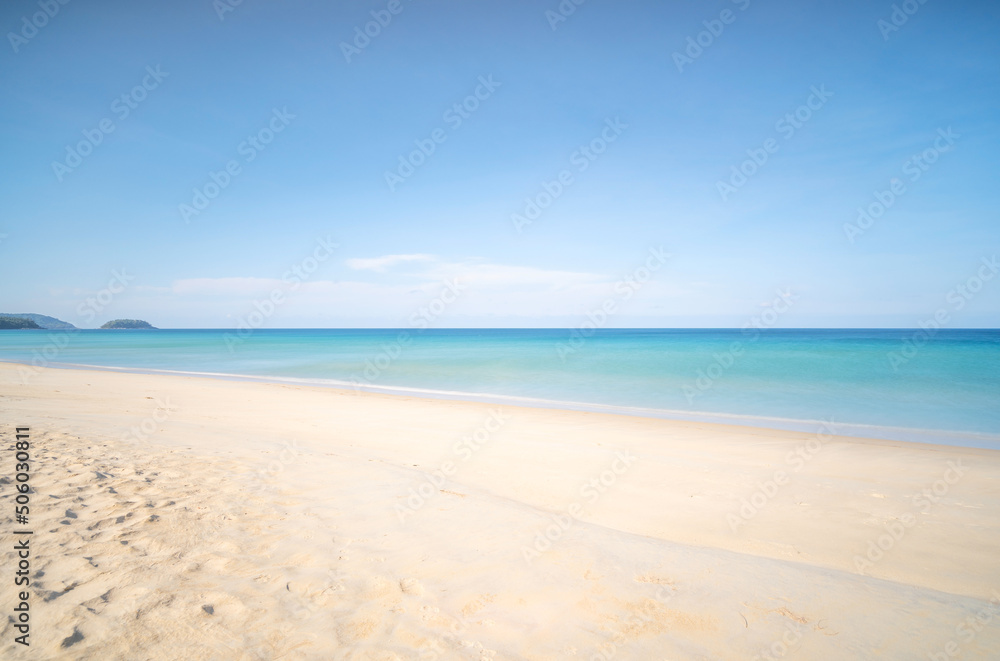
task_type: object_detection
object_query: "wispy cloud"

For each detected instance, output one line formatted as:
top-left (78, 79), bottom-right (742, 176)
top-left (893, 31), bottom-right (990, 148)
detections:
top-left (93, 255), bottom-right (690, 326)
top-left (344, 254), bottom-right (604, 290)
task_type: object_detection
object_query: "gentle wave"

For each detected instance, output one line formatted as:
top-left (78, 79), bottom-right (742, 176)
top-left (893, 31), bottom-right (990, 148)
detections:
top-left (14, 358), bottom-right (1000, 450)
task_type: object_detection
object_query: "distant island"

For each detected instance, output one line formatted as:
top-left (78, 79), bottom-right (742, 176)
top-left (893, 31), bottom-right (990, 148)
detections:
top-left (101, 319), bottom-right (157, 329)
top-left (0, 313), bottom-right (76, 330)
top-left (0, 315), bottom-right (42, 330)
top-left (0, 313), bottom-right (157, 329)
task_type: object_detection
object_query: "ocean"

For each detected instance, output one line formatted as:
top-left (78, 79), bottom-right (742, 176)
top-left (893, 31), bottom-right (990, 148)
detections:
top-left (2, 328), bottom-right (998, 449)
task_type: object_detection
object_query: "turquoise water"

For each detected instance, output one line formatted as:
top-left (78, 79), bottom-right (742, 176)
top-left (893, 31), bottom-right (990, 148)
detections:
top-left (1, 328), bottom-right (998, 448)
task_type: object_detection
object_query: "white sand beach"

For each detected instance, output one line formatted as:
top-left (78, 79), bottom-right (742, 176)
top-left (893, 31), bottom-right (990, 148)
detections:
top-left (2, 362), bottom-right (999, 660)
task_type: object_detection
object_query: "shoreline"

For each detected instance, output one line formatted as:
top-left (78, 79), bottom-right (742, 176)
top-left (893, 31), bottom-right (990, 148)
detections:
top-left (6, 358), bottom-right (999, 451)
top-left (2, 362), bottom-right (1000, 658)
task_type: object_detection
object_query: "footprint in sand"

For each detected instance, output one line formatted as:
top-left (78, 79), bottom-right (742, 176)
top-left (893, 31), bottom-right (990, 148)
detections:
top-left (400, 577), bottom-right (424, 595)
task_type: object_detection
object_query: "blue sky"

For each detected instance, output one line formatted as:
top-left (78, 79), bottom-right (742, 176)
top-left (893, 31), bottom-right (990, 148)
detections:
top-left (1, 0), bottom-right (997, 328)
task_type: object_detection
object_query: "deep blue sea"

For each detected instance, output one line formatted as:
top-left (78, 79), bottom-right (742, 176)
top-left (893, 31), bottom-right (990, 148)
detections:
top-left (2, 328), bottom-right (998, 449)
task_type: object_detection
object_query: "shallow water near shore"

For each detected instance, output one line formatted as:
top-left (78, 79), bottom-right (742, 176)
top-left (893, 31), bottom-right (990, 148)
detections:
top-left (1, 328), bottom-right (998, 448)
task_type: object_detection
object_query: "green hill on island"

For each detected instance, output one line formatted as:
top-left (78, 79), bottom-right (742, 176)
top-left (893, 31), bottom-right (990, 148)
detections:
top-left (100, 319), bottom-right (157, 329)
top-left (0, 313), bottom-right (76, 329)
top-left (0, 315), bottom-right (42, 329)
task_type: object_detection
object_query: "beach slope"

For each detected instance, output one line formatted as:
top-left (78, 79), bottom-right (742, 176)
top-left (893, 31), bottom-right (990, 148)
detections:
top-left (1, 363), bottom-right (999, 660)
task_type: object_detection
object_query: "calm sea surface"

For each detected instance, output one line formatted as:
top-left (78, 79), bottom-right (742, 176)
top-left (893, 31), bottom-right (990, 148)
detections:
top-left (1, 328), bottom-right (998, 448)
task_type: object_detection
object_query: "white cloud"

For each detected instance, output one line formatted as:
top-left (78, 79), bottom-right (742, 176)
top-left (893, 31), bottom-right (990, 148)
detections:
top-left (132, 254), bottom-right (692, 325)
top-left (344, 254), bottom-right (604, 290)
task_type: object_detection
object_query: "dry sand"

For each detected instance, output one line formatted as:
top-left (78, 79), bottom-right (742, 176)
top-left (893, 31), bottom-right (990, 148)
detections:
top-left (1, 362), bottom-right (999, 660)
